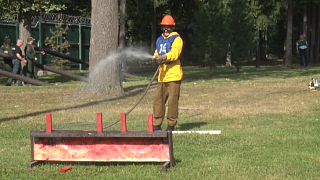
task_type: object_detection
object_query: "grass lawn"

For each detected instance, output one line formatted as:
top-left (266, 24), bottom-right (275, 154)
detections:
top-left (1, 65), bottom-right (320, 179)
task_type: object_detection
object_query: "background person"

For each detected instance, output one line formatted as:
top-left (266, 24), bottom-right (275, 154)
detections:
top-left (0, 37), bottom-right (13, 84)
top-left (6, 39), bottom-right (27, 86)
top-left (296, 34), bottom-right (309, 67)
top-left (25, 37), bottom-right (45, 80)
top-left (1, 37), bottom-right (13, 72)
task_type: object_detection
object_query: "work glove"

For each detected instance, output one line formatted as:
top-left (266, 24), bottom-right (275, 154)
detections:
top-left (156, 55), bottom-right (167, 64)
top-left (152, 56), bottom-right (162, 64)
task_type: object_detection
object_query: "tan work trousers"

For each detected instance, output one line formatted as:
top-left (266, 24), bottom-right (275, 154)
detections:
top-left (153, 81), bottom-right (181, 126)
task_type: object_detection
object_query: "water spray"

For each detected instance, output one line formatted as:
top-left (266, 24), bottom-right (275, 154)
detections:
top-left (55, 49), bottom-right (160, 130)
top-left (102, 55), bottom-right (161, 129)
top-left (103, 65), bottom-right (160, 129)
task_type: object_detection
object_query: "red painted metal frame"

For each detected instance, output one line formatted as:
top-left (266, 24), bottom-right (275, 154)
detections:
top-left (121, 113), bottom-right (127, 133)
top-left (97, 113), bottom-right (103, 133)
top-left (46, 113), bottom-right (52, 133)
top-left (28, 113), bottom-right (175, 172)
top-left (148, 114), bottom-right (153, 133)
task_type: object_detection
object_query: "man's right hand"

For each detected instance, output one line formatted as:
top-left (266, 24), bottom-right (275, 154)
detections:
top-left (156, 55), bottom-right (167, 64)
top-left (23, 59), bottom-right (27, 64)
top-left (4, 51), bottom-right (8, 54)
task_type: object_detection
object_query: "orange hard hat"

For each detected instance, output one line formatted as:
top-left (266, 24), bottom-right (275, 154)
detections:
top-left (160, 15), bottom-right (175, 26)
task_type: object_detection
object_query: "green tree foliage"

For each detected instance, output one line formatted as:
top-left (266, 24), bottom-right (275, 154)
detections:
top-left (0, 0), bottom-right (66, 19)
top-left (229, 0), bottom-right (255, 72)
top-left (62, 0), bottom-right (91, 17)
top-left (0, 0), bottom-right (67, 52)
top-left (191, 0), bottom-right (231, 75)
top-left (44, 23), bottom-right (71, 70)
top-left (191, 0), bottom-right (254, 73)
top-left (125, 0), bottom-right (171, 46)
top-left (125, 0), bottom-right (153, 46)
top-left (125, 0), bottom-right (198, 46)
top-left (0, 0), bottom-right (90, 19)
top-left (0, 0), bottom-right (317, 68)
top-left (248, 0), bottom-right (284, 30)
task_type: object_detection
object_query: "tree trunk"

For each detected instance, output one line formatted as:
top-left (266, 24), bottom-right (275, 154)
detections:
top-left (88, 0), bottom-right (121, 94)
top-left (317, 5), bottom-right (320, 63)
top-left (119, 0), bottom-right (126, 69)
top-left (303, 5), bottom-right (307, 38)
top-left (19, 11), bottom-right (32, 55)
top-left (256, 45), bottom-right (260, 68)
top-left (310, 3), bottom-right (316, 64)
top-left (308, 2), bottom-right (311, 59)
top-left (150, 10), bottom-right (157, 54)
top-left (19, 11), bottom-right (32, 78)
top-left (119, 0), bottom-right (126, 51)
top-left (236, 58), bottom-right (239, 72)
top-left (209, 61), bottom-right (213, 76)
top-left (259, 30), bottom-right (266, 60)
top-left (285, 2), bottom-right (293, 67)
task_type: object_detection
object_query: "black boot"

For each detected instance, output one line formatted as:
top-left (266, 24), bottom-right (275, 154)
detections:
top-left (166, 125), bottom-right (174, 131)
top-left (153, 125), bottom-right (162, 131)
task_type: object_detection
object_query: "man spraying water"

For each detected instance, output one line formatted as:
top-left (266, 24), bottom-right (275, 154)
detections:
top-left (152, 15), bottom-right (183, 131)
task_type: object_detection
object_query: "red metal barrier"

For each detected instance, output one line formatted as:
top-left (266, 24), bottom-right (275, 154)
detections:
top-left (28, 113), bottom-right (174, 172)
top-left (97, 113), bottom-right (103, 133)
top-left (148, 114), bottom-right (153, 133)
top-left (46, 113), bottom-right (52, 133)
top-left (121, 113), bottom-right (127, 133)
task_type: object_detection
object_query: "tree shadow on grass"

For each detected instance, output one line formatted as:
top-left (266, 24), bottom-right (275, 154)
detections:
top-left (38, 75), bottom-right (77, 83)
top-left (178, 122), bottom-right (207, 131)
top-left (0, 87), bottom-right (147, 124)
top-left (123, 83), bottom-right (156, 92)
top-left (0, 70), bottom-right (161, 124)
top-left (38, 72), bottom-right (89, 84)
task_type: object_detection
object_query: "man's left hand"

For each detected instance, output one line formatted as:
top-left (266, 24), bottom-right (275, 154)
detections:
top-left (41, 51), bottom-right (45, 55)
top-left (35, 57), bottom-right (38, 61)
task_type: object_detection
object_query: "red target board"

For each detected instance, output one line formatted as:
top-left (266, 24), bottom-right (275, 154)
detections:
top-left (32, 134), bottom-right (171, 162)
top-left (29, 113), bottom-right (174, 172)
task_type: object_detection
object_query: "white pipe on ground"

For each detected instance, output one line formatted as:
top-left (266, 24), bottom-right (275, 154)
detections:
top-left (172, 130), bottom-right (221, 134)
